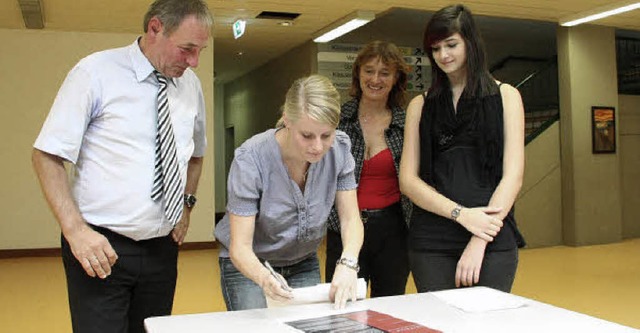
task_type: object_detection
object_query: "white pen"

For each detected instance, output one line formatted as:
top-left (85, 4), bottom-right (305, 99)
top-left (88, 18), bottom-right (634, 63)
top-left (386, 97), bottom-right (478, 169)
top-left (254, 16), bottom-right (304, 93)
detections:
top-left (264, 260), bottom-right (292, 291)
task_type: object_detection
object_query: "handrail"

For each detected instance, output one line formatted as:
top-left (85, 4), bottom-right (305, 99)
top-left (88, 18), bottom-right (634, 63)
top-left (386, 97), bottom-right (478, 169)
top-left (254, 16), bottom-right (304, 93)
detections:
top-left (488, 54), bottom-right (560, 145)
top-left (515, 56), bottom-right (558, 90)
top-left (489, 55), bottom-right (550, 73)
top-left (525, 113), bottom-right (559, 145)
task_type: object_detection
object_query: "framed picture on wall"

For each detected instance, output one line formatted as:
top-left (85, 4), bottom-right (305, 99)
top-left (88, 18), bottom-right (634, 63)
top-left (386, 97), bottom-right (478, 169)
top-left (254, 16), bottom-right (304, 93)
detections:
top-left (591, 106), bottom-right (616, 154)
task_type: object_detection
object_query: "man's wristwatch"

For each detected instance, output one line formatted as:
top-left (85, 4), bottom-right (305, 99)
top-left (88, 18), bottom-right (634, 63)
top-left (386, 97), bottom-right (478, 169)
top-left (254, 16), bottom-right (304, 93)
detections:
top-left (336, 257), bottom-right (360, 273)
top-left (184, 194), bottom-right (197, 209)
top-left (451, 204), bottom-right (463, 222)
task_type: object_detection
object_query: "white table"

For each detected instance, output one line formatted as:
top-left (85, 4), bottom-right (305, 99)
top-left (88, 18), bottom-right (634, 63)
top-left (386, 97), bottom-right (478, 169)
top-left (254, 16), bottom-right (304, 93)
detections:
top-left (145, 287), bottom-right (639, 333)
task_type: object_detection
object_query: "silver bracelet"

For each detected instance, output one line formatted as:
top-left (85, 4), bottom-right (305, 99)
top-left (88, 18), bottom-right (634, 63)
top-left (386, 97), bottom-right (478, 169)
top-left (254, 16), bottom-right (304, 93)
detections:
top-left (336, 257), bottom-right (360, 273)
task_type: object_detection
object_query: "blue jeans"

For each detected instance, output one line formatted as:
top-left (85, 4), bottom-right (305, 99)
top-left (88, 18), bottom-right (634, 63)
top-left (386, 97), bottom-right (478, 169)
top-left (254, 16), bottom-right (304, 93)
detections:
top-left (219, 254), bottom-right (321, 311)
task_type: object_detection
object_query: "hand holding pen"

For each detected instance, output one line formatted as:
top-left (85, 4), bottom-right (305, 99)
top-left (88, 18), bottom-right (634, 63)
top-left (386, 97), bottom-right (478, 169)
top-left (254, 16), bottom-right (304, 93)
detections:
top-left (260, 261), bottom-right (293, 301)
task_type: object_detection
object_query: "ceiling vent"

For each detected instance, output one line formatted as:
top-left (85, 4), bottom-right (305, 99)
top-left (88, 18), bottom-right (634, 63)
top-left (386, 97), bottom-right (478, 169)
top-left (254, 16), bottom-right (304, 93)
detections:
top-left (18, 0), bottom-right (44, 29)
top-left (255, 11), bottom-right (300, 21)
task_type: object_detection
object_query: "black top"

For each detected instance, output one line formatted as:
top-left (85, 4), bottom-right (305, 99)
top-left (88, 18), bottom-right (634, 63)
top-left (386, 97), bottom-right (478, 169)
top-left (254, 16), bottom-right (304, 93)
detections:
top-left (409, 84), bottom-right (525, 252)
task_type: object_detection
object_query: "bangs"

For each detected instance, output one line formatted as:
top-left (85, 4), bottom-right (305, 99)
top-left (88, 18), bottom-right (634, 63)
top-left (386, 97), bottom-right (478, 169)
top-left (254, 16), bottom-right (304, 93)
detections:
top-left (360, 55), bottom-right (394, 70)
top-left (425, 20), bottom-right (458, 48)
top-left (378, 53), bottom-right (399, 69)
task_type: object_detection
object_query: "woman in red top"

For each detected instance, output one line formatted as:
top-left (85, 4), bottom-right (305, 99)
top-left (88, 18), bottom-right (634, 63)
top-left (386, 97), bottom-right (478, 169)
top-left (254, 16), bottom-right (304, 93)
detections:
top-left (325, 41), bottom-right (412, 297)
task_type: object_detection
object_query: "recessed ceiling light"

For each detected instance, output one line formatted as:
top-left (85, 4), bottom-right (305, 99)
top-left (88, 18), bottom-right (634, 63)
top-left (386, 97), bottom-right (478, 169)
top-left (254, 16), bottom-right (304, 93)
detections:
top-left (313, 10), bottom-right (375, 43)
top-left (560, 1), bottom-right (640, 27)
top-left (278, 21), bottom-right (293, 27)
top-left (236, 51), bottom-right (244, 56)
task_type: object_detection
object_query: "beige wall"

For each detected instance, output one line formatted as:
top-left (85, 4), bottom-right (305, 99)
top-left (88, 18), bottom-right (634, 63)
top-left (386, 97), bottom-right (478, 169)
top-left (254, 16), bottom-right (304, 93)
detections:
top-left (508, 93), bottom-right (639, 247)
top-left (0, 28), bottom-right (215, 249)
top-left (223, 42), bottom-right (318, 147)
top-left (214, 83), bottom-right (226, 212)
top-left (558, 25), bottom-right (622, 246)
top-left (516, 122), bottom-right (563, 248)
top-left (619, 94), bottom-right (640, 239)
top-left (215, 42), bottom-right (317, 214)
top-left (513, 91), bottom-right (639, 247)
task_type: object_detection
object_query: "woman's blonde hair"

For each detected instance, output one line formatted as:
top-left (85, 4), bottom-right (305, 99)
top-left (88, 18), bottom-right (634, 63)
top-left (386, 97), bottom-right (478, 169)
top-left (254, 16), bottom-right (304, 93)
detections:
top-left (276, 75), bottom-right (341, 128)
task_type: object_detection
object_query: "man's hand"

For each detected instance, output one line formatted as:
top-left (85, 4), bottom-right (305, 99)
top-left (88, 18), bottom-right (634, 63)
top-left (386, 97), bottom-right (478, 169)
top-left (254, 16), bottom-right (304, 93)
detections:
top-left (171, 211), bottom-right (190, 245)
top-left (66, 225), bottom-right (118, 279)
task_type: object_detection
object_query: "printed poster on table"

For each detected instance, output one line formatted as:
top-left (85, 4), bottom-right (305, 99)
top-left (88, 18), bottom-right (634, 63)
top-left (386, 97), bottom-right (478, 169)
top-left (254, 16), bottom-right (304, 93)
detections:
top-left (285, 309), bottom-right (442, 333)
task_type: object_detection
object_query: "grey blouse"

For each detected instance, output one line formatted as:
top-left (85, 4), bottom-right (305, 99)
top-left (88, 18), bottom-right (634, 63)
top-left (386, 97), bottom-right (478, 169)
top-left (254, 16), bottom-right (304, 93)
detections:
top-left (215, 128), bottom-right (356, 266)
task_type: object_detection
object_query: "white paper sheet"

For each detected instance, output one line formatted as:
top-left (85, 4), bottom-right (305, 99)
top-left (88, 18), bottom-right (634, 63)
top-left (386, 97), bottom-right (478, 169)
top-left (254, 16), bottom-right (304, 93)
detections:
top-left (266, 278), bottom-right (367, 308)
top-left (432, 286), bottom-right (528, 313)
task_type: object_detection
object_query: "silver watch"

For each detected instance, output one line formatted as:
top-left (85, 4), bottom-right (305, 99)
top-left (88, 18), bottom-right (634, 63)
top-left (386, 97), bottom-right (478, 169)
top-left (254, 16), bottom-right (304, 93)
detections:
top-left (451, 204), bottom-right (463, 222)
top-left (184, 194), bottom-right (197, 208)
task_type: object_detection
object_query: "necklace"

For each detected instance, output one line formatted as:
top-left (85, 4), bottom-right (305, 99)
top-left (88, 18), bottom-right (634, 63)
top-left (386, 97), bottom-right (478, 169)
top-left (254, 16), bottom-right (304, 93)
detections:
top-left (359, 109), bottom-right (391, 124)
top-left (285, 161), bottom-right (310, 189)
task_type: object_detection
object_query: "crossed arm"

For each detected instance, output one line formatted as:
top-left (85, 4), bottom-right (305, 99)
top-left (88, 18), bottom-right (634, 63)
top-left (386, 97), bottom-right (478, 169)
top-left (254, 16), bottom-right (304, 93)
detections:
top-left (455, 84), bottom-right (525, 287)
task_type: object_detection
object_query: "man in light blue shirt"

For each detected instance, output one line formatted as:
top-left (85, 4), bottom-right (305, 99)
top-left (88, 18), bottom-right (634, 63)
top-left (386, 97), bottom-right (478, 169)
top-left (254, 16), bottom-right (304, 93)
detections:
top-left (32, 1), bottom-right (211, 332)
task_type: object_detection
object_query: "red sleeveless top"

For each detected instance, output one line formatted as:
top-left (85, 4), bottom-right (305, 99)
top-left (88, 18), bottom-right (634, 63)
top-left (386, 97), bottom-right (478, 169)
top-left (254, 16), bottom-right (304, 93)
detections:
top-left (357, 148), bottom-right (401, 210)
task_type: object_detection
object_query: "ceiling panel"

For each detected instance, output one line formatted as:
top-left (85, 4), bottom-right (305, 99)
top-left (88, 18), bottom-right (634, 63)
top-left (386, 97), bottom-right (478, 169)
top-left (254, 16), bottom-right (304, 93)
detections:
top-left (1, 0), bottom-right (639, 83)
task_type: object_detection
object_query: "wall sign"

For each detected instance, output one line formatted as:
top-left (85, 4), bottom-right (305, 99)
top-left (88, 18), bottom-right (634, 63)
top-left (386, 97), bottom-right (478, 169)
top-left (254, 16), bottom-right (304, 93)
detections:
top-left (317, 43), bottom-right (430, 92)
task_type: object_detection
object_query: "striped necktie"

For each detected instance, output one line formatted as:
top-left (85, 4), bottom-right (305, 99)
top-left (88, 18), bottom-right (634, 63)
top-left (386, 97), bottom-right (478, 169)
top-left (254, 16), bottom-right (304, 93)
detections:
top-left (151, 71), bottom-right (184, 226)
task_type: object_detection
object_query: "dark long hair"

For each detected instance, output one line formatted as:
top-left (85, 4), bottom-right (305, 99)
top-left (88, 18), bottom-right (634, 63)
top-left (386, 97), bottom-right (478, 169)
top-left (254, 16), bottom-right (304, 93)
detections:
top-left (423, 4), bottom-right (497, 98)
top-left (350, 40), bottom-right (410, 108)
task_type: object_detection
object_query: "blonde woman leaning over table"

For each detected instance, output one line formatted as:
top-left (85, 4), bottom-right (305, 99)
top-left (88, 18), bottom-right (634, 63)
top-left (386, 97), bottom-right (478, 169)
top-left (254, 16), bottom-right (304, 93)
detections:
top-left (214, 75), bottom-right (364, 310)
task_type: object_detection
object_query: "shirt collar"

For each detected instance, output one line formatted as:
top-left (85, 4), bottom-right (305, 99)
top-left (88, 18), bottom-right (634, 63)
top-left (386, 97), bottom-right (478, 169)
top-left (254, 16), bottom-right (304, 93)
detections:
top-left (129, 38), bottom-right (176, 86)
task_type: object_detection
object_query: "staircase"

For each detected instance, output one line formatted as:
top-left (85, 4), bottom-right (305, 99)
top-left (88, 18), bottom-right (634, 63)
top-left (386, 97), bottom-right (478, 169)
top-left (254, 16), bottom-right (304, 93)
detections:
top-left (490, 56), bottom-right (559, 144)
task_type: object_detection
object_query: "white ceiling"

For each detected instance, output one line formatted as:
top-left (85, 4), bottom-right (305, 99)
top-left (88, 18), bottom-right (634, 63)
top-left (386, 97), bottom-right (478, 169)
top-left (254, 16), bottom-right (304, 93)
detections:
top-left (2, 0), bottom-right (640, 83)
